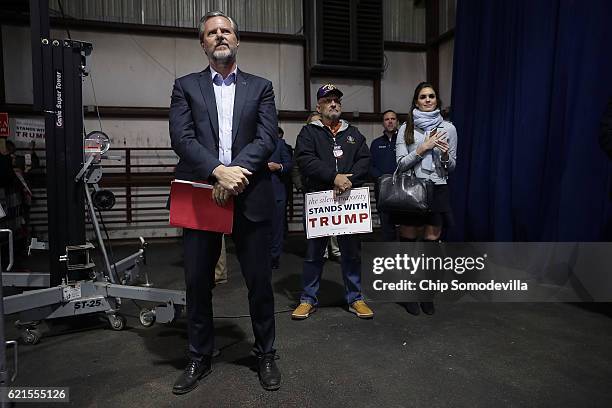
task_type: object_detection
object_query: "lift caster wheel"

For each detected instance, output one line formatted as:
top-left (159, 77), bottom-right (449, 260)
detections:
top-left (22, 328), bottom-right (41, 345)
top-left (164, 305), bottom-right (183, 327)
top-left (139, 309), bottom-right (156, 327)
top-left (173, 305), bottom-right (183, 320)
top-left (109, 314), bottom-right (127, 331)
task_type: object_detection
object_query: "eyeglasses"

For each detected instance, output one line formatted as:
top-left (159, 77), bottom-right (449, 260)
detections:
top-left (419, 93), bottom-right (436, 100)
top-left (320, 97), bottom-right (341, 105)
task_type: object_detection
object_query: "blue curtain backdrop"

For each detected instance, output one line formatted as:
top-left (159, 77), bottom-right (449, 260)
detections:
top-left (448, 0), bottom-right (612, 241)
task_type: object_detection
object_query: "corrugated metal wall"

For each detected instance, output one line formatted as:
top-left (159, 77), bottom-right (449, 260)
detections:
top-left (51, 1), bottom-right (432, 43)
top-left (438, 0), bottom-right (456, 34)
top-left (383, 0), bottom-right (426, 43)
top-left (50, 0), bottom-right (304, 34)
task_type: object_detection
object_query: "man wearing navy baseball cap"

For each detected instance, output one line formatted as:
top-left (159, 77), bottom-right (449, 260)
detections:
top-left (316, 83), bottom-right (343, 100)
top-left (292, 84), bottom-right (373, 319)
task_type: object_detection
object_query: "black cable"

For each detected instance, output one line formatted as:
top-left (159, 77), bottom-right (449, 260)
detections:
top-left (57, 0), bottom-right (72, 40)
top-left (98, 208), bottom-right (118, 268)
top-left (383, 53), bottom-right (390, 73)
top-left (125, 300), bottom-right (292, 320)
top-left (212, 309), bottom-right (294, 319)
top-left (96, 205), bottom-right (119, 278)
top-left (88, 73), bottom-right (104, 132)
top-left (131, 299), bottom-right (143, 310)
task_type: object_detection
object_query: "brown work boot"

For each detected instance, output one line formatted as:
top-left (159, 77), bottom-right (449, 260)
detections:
top-left (349, 300), bottom-right (374, 319)
top-left (291, 303), bottom-right (316, 320)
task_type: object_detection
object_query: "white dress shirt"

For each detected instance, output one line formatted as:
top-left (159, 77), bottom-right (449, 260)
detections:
top-left (210, 66), bottom-right (237, 166)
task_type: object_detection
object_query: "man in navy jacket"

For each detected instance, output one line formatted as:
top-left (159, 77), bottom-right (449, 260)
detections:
top-left (169, 11), bottom-right (280, 394)
top-left (292, 84), bottom-right (374, 320)
top-left (370, 110), bottom-right (399, 241)
top-left (268, 127), bottom-right (293, 268)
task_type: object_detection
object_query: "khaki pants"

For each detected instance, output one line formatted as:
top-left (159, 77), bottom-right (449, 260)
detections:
top-left (324, 236), bottom-right (341, 258)
top-left (214, 235), bottom-right (228, 282)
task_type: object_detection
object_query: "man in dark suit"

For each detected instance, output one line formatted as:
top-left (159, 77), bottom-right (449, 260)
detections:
top-left (370, 110), bottom-right (399, 241)
top-left (268, 127), bottom-right (293, 269)
top-left (169, 11), bottom-right (280, 394)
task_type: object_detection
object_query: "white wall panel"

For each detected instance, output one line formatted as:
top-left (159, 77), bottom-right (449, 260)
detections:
top-left (236, 41), bottom-right (280, 96)
top-left (84, 118), bottom-right (171, 148)
top-left (277, 43), bottom-right (304, 111)
top-left (3, 25), bottom-right (33, 104)
top-left (278, 121), bottom-right (306, 148)
top-left (310, 78), bottom-right (374, 114)
top-left (381, 50), bottom-right (427, 113)
top-left (84, 118), bottom-right (176, 175)
top-left (174, 36), bottom-right (209, 78)
top-left (3, 25), bottom-right (303, 110)
top-left (81, 31), bottom-right (177, 107)
top-left (3, 25), bottom-right (437, 118)
top-left (350, 122), bottom-right (381, 145)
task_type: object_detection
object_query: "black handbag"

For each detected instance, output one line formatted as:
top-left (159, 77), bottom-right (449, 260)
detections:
top-left (377, 169), bottom-right (434, 214)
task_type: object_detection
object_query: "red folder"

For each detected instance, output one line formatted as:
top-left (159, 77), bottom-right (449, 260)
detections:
top-left (169, 180), bottom-right (234, 233)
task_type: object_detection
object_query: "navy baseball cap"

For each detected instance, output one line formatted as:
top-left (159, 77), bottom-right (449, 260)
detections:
top-left (317, 84), bottom-right (343, 100)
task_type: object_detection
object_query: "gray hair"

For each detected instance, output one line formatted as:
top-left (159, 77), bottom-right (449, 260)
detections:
top-left (198, 11), bottom-right (240, 42)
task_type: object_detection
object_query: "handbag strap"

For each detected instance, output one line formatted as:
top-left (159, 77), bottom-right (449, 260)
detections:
top-left (391, 167), bottom-right (416, 184)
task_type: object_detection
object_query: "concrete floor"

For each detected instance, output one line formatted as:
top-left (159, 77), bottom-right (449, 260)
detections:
top-left (3, 234), bottom-right (612, 407)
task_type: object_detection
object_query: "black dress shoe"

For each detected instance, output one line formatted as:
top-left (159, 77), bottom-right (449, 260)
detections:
top-left (399, 302), bottom-right (420, 315)
top-left (257, 354), bottom-right (281, 391)
top-left (172, 358), bottom-right (212, 395)
top-left (271, 257), bottom-right (280, 269)
top-left (420, 302), bottom-right (435, 315)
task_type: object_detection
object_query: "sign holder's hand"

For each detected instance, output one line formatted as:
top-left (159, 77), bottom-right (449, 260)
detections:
top-left (334, 173), bottom-right (353, 196)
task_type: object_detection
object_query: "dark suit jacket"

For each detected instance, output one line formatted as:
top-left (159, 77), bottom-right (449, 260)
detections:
top-left (169, 67), bottom-right (278, 222)
top-left (269, 139), bottom-right (293, 200)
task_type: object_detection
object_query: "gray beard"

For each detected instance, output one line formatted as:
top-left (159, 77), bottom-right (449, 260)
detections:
top-left (211, 48), bottom-right (236, 65)
top-left (325, 111), bottom-right (341, 121)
